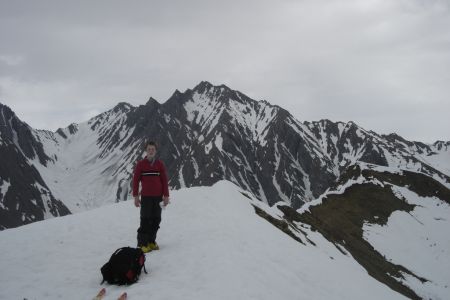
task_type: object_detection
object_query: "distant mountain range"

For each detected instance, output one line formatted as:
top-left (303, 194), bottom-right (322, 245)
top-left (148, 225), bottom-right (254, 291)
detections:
top-left (1, 81), bottom-right (449, 229)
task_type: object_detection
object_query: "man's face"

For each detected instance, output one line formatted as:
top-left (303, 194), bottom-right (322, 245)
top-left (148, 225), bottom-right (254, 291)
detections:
top-left (146, 145), bottom-right (157, 158)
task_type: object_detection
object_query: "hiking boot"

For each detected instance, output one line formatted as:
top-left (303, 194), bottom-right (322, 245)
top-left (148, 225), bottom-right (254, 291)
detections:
top-left (148, 242), bottom-right (159, 251)
top-left (140, 244), bottom-right (152, 253)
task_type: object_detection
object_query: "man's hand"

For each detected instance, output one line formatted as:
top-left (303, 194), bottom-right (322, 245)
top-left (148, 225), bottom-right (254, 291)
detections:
top-left (162, 195), bottom-right (170, 207)
top-left (134, 196), bottom-right (140, 207)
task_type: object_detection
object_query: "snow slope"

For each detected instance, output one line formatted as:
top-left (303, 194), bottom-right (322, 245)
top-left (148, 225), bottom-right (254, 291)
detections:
top-left (32, 112), bottom-right (138, 213)
top-left (363, 186), bottom-right (450, 299)
top-left (0, 181), bottom-right (404, 300)
top-left (291, 165), bottom-right (450, 300)
top-left (415, 150), bottom-right (450, 178)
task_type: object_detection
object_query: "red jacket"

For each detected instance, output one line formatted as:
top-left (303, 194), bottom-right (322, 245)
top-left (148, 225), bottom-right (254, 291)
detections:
top-left (132, 157), bottom-right (169, 197)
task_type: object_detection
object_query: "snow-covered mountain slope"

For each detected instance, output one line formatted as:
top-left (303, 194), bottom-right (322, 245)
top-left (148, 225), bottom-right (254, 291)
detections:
top-left (0, 103), bottom-right (70, 229)
top-left (161, 82), bottom-right (337, 208)
top-left (0, 181), bottom-right (408, 300)
top-left (412, 141), bottom-right (450, 177)
top-left (31, 103), bottom-right (139, 213)
top-left (363, 185), bottom-right (449, 297)
top-left (304, 120), bottom-right (450, 184)
top-left (269, 165), bottom-right (450, 300)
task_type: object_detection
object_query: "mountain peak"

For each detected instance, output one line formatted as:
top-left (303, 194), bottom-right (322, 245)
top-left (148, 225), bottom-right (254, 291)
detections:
top-left (164, 89), bottom-right (189, 106)
top-left (113, 102), bottom-right (133, 113)
top-left (192, 81), bottom-right (234, 95)
top-left (171, 89), bottom-right (183, 97)
top-left (193, 80), bottom-right (214, 92)
top-left (146, 96), bottom-right (159, 103)
top-left (0, 102), bottom-right (33, 134)
top-left (0, 103), bottom-right (15, 122)
top-left (144, 97), bottom-right (162, 108)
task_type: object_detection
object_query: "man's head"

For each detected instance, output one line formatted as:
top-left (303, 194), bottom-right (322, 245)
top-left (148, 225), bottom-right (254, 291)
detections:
top-left (145, 141), bottom-right (157, 159)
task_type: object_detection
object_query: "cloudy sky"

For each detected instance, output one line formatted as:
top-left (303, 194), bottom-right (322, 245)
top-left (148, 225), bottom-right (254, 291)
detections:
top-left (1, 0), bottom-right (449, 142)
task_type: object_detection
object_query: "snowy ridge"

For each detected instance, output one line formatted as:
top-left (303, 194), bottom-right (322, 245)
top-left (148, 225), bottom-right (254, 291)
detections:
top-left (296, 174), bottom-right (368, 214)
top-left (0, 181), bottom-right (406, 300)
top-left (299, 160), bottom-right (449, 214)
top-left (305, 120), bottom-right (450, 180)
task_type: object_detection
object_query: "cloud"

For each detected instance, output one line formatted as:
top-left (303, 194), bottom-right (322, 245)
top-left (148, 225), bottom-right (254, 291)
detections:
top-left (0, 55), bottom-right (25, 66)
top-left (0, 0), bottom-right (449, 142)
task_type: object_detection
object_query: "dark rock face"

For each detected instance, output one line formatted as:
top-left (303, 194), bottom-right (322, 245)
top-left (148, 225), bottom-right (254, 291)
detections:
top-left (112, 82), bottom-right (338, 208)
top-left (433, 141), bottom-right (450, 152)
top-left (0, 104), bottom-right (70, 229)
top-left (0, 104), bottom-right (51, 166)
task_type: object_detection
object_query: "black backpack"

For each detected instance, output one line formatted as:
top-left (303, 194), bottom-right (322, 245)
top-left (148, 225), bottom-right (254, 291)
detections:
top-left (101, 247), bottom-right (147, 285)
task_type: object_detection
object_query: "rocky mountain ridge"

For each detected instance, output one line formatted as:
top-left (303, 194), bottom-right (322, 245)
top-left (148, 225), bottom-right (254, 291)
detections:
top-left (0, 81), bottom-right (449, 229)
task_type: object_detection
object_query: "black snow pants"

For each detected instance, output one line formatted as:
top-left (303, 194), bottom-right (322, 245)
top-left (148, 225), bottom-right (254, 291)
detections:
top-left (137, 196), bottom-right (162, 247)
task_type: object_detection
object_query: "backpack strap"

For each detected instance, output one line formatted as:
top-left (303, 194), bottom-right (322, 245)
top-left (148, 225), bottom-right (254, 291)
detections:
top-left (112, 247), bottom-right (126, 257)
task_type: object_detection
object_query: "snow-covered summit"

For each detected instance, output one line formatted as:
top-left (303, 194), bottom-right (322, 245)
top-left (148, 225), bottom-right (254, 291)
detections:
top-left (0, 181), bottom-right (412, 300)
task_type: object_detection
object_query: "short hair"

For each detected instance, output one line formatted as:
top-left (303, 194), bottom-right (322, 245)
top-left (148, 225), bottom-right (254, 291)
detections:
top-left (145, 141), bottom-right (158, 149)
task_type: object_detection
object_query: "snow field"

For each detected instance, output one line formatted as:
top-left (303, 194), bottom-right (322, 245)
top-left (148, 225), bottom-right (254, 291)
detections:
top-left (363, 186), bottom-right (450, 300)
top-left (0, 181), bottom-right (405, 300)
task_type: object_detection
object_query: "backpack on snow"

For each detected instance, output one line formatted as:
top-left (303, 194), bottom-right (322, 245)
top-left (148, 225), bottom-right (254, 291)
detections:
top-left (101, 247), bottom-right (147, 285)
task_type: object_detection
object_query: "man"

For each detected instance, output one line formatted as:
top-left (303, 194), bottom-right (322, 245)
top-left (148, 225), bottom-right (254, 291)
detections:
top-left (132, 141), bottom-right (170, 253)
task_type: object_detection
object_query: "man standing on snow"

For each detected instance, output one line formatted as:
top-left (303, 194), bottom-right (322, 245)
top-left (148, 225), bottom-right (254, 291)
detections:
top-left (133, 141), bottom-right (170, 253)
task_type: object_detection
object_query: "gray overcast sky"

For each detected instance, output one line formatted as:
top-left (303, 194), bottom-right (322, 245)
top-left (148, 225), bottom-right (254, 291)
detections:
top-left (0, 0), bottom-right (449, 143)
